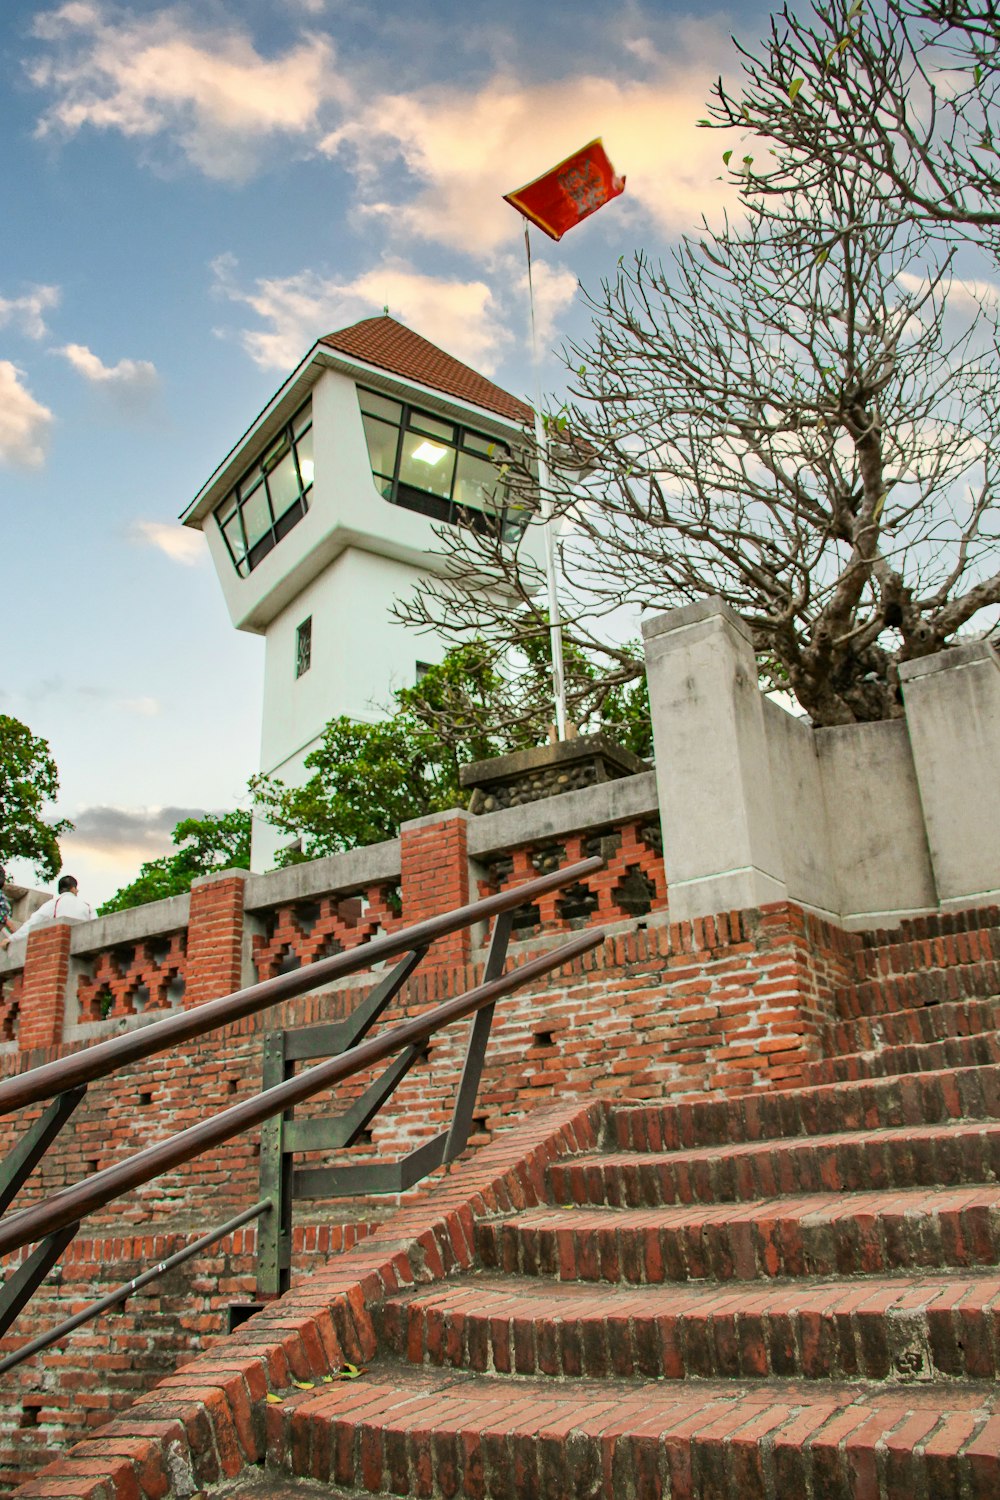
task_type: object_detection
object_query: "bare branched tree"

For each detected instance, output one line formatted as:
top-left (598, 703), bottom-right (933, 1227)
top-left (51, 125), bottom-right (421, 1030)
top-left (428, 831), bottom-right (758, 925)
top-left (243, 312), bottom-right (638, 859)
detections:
top-left (709, 1), bottom-right (1000, 243)
top-left (398, 0), bottom-right (1000, 731)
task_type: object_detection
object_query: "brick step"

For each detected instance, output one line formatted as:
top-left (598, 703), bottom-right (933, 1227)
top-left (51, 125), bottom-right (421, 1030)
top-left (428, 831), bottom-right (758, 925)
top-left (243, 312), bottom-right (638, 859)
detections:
top-left (607, 1063), bottom-right (1000, 1153)
top-left (781, 1031), bottom-right (1000, 1091)
top-left (212, 1484), bottom-right (344, 1498)
top-left (835, 957), bottom-right (1000, 1021)
top-left (265, 1365), bottom-right (999, 1498)
top-left (477, 1188), bottom-right (1000, 1283)
top-left (548, 1120), bottom-right (1000, 1208)
top-left (379, 1270), bottom-right (1000, 1384)
top-left (822, 996), bottom-right (1000, 1057)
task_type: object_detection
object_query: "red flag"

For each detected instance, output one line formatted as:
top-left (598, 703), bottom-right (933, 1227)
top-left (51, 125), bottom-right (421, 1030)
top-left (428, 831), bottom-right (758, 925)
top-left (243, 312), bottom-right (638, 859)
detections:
top-left (504, 138), bottom-right (625, 242)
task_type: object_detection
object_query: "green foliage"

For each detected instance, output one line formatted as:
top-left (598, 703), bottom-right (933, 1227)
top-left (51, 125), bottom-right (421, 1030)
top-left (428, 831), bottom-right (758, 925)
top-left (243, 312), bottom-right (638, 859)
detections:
top-left (251, 639), bottom-right (652, 865)
top-left (250, 716), bottom-right (460, 864)
top-left (0, 715), bottom-right (72, 882)
top-left (98, 810), bottom-right (251, 915)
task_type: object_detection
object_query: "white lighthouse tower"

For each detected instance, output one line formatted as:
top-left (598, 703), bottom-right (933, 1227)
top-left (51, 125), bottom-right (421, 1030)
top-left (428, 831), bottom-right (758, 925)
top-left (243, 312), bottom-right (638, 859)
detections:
top-left (181, 316), bottom-right (536, 870)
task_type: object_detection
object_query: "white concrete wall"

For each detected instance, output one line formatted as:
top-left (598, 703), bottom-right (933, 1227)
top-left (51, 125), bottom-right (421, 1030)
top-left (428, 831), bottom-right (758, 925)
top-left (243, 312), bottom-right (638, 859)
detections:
top-left (642, 601), bottom-right (787, 915)
top-left (642, 598), bottom-right (995, 928)
top-left (899, 642), bottom-right (1000, 909)
top-left (251, 546), bottom-right (446, 871)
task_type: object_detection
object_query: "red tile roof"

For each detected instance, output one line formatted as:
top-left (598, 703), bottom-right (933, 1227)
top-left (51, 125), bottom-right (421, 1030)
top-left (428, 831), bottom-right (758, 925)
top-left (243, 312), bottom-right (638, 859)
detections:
top-left (319, 315), bottom-right (533, 425)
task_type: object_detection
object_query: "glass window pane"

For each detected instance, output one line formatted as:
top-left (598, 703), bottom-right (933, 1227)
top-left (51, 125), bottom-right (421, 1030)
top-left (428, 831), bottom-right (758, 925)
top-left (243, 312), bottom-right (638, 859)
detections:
top-left (262, 433), bottom-right (290, 473)
top-left (362, 413), bottom-right (399, 482)
top-left (462, 430), bottom-right (502, 457)
top-left (217, 492), bottom-right (239, 525)
top-left (267, 449), bottom-right (301, 519)
top-left (359, 389), bottom-right (402, 424)
top-left (408, 410), bottom-right (454, 442)
top-left (223, 510), bottom-right (246, 561)
top-left (294, 424), bottom-right (314, 489)
top-left (454, 451), bottom-right (505, 512)
top-left (241, 484), bottom-right (273, 549)
top-left (399, 430), bottom-right (456, 498)
top-left (238, 470), bottom-right (265, 503)
top-left (293, 400), bottom-right (312, 438)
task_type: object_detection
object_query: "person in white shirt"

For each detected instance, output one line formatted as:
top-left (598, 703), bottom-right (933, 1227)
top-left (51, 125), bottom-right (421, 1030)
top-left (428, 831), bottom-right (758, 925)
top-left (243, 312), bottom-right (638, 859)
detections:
top-left (10, 875), bottom-right (94, 946)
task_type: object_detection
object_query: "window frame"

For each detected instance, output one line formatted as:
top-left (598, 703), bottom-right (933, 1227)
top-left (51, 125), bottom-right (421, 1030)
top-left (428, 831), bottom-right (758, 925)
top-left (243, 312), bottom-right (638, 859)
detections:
top-left (216, 399), bottom-right (314, 577)
top-left (357, 386), bottom-right (523, 536)
top-left (295, 616), bottom-right (312, 679)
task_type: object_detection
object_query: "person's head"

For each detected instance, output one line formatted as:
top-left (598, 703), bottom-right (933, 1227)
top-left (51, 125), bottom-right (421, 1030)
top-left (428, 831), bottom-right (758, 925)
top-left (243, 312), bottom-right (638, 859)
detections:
top-left (57, 875), bottom-right (78, 895)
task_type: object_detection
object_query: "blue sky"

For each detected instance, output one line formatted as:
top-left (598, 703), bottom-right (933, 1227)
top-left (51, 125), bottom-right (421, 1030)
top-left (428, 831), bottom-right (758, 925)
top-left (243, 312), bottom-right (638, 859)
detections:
top-left (1, 0), bottom-right (767, 903)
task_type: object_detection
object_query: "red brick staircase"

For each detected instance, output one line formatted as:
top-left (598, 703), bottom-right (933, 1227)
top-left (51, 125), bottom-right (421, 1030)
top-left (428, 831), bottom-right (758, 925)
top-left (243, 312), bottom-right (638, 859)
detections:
top-left (248, 994), bottom-right (1000, 1498)
top-left (17, 935), bottom-right (1000, 1500)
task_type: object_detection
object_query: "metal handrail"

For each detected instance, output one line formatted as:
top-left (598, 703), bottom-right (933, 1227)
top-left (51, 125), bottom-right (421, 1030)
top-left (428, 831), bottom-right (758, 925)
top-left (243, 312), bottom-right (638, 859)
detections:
top-left (0, 1199), bottom-right (271, 1376)
top-left (0, 926), bottom-right (602, 1259)
top-left (0, 856), bottom-right (603, 1117)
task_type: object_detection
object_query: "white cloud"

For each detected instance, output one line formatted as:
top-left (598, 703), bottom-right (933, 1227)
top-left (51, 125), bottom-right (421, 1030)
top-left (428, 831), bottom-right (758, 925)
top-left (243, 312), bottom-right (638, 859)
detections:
top-left (120, 695), bottom-right (161, 716)
top-left (898, 270), bottom-right (1000, 316)
top-left (130, 520), bottom-right (205, 566)
top-left (212, 253), bottom-right (510, 372)
top-left (29, 2), bottom-right (344, 181)
top-left (320, 38), bottom-right (734, 255)
top-left (58, 341), bottom-right (158, 390)
top-left (516, 261), bottom-right (578, 343)
top-left (0, 362), bottom-right (54, 468)
top-left (0, 285), bottom-right (60, 340)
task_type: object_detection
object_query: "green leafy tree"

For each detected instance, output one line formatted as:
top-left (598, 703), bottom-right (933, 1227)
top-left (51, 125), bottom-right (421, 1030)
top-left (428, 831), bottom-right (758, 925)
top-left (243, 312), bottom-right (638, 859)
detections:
top-left (251, 641), bottom-right (651, 864)
top-left (99, 810), bottom-right (251, 915)
top-left (0, 715), bottom-right (72, 882)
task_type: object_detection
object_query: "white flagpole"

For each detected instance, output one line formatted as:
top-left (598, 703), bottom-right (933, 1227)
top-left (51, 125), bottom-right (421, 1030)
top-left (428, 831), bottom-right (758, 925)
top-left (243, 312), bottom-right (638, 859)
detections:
top-left (523, 218), bottom-right (568, 742)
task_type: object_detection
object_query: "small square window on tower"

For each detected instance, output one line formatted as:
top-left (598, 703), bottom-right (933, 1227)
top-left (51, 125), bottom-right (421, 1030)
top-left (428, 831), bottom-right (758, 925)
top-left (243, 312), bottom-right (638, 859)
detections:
top-left (295, 617), bottom-right (312, 678)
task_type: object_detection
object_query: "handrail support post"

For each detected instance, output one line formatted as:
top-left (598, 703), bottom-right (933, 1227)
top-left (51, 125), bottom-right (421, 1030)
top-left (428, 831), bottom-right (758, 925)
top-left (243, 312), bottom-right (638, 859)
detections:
top-left (445, 908), bottom-right (514, 1164)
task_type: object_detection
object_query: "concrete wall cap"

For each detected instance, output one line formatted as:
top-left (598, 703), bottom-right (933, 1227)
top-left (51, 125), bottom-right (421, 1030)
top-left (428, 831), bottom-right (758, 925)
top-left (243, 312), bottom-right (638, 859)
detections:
top-left (467, 770), bottom-right (659, 857)
top-left (460, 733), bottom-right (647, 788)
top-left (400, 805), bottom-right (471, 834)
top-left (641, 596), bottom-right (753, 646)
top-left (70, 893), bottom-right (191, 955)
top-left (898, 639), bottom-right (999, 681)
top-left (189, 867), bottom-right (251, 890)
top-left (244, 838), bottom-right (401, 910)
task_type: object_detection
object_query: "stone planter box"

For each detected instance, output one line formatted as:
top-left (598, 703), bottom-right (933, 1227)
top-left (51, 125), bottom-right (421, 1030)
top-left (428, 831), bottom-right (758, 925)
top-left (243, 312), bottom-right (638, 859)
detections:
top-left (459, 734), bottom-right (648, 814)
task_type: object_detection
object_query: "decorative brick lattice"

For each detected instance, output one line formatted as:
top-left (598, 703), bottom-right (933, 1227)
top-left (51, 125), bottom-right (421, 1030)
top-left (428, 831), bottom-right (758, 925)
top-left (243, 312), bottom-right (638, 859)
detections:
top-left (252, 884), bottom-right (404, 982)
top-left (76, 934), bottom-right (188, 1023)
top-left (478, 820), bottom-right (667, 933)
top-left (0, 969), bottom-right (22, 1040)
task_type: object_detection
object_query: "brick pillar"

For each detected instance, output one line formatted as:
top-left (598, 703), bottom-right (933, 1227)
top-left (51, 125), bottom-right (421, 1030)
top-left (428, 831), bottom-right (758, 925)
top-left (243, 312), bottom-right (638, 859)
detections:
top-left (184, 871), bottom-right (249, 1009)
top-left (18, 922), bottom-right (72, 1053)
top-left (399, 809), bottom-right (473, 967)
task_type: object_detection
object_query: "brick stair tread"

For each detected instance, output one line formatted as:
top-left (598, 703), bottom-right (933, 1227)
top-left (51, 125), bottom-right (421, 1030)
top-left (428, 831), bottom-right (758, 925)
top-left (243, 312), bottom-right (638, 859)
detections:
top-left (822, 996), bottom-right (1000, 1055)
top-left (478, 1187), bottom-right (1000, 1282)
top-left (549, 1120), bottom-right (1000, 1204)
top-left (388, 1268), bottom-right (1000, 1319)
top-left (381, 1269), bottom-right (1000, 1382)
top-left (784, 1032), bottom-right (1000, 1089)
top-left (608, 1063), bottom-right (1000, 1151)
top-left (268, 1366), bottom-right (999, 1497)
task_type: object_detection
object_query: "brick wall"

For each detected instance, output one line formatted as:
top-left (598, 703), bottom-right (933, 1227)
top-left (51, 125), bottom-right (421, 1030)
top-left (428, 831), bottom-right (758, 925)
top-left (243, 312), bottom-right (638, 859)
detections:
top-left (2, 801), bottom-right (1000, 1489)
top-left (0, 1219), bottom-right (376, 1496)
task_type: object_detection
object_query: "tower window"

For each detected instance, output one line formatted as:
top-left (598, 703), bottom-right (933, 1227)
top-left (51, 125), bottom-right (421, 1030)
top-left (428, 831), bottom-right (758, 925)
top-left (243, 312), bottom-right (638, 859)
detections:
top-left (357, 387), bottom-right (527, 538)
top-left (215, 398), bottom-right (314, 576)
top-left (295, 617), bottom-right (312, 678)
